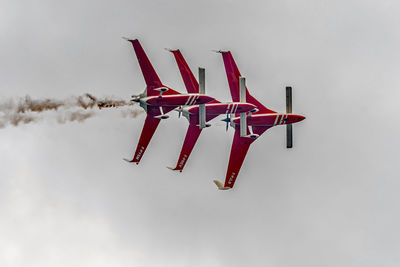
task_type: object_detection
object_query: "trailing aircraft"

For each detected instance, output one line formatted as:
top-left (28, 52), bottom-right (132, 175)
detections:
top-left (213, 51), bottom-right (306, 190)
top-left (122, 38), bottom-right (215, 164)
top-left (165, 49), bottom-right (258, 172)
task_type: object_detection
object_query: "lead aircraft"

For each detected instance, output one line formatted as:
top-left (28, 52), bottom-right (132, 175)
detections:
top-left (213, 51), bottom-right (305, 190)
top-left (123, 38), bottom-right (215, 164)
top-left (165, 49), bottom-right (258, 172)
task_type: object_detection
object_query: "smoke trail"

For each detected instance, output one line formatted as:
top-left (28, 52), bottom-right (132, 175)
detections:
top-left (0, 112), bottom-right (39, 128)
top-left (0, 94), bottom-right (142, 129)
top-left (56, 110), bottom-right (96, 124)
top-left (0, 94), bottom-right (133, 114)
top-left (16, 95), bottom-right (63, 113)
top-left (120, 109), bottom-right (143, 118)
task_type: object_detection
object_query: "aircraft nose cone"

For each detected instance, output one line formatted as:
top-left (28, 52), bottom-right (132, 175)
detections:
top-left (297, 115), bottom-right (306, 122)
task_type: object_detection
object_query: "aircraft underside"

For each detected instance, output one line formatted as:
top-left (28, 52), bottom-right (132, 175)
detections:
top-left (123, 38), bottom-right (305, 190)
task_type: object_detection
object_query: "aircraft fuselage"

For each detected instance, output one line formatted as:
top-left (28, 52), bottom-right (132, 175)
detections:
top-left (185, 102), bottom-right (257, 116)
top-left (142, 94), bottom-right (214, 107)
top-left (231, 113), bottom-right (305, 126)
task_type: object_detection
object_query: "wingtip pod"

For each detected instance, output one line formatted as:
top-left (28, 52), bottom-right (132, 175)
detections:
top-left (213, 180), bottom-right (231, 190)
top-left (123, 158), bottom-right (139, 165)
top-left (167, 166), bottom-right (183, 173)
top-left (122, 36), bottom-right (138, 42)
top-left (164, 48), bottom-right (179, 53)
top-left (211, 50), bottom-right (228, 54)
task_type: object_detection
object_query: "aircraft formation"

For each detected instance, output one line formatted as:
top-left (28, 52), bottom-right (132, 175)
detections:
top-left (123, 38), bottom-right (305, 190)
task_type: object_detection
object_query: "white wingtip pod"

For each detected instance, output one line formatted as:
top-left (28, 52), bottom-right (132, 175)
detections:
top-left (211, 50), bottom-right (228, 54)
top-left (164, 48), bottom-right (178, 52)
top-left (213, 180), bottom-right (231, 190)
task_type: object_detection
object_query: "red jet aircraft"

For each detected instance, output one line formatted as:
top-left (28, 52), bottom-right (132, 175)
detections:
top-left (165, 49), bottom-right (258, 172)
top-left (213, 51), bottom-right (305, 190)
top-left (122, 38), bottom-right (215, 164)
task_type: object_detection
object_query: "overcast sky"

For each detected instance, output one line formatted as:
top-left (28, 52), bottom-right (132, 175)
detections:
top-left (1, 0), bottom-right (400, 266)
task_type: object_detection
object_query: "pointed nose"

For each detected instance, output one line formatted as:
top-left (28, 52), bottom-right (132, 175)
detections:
top-left (297, 115), bottom-right (306, 122)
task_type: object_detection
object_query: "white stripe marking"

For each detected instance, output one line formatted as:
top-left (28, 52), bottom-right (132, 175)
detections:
top-left (230, 104), bottom-right (235, 114)
top-left (226, 104), bottom-right (231, 114)
top-left (273, 114), bottom-right (280, 126)
top-left (190, 95), bottom-right (196, 105)
top-left (232, 104), bottom-right (237, 114)
top-left (191, 95), bottom-right (198, 105)
top-left (279, 115), bottom-right (284, 125)
top-left (189, 95), bottom-right (194, 105)
top-left (184, 95), bottom-right (192, 106)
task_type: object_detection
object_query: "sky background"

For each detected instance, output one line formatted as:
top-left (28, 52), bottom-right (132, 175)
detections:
top-left (1, 0), bottom-right (400, 266)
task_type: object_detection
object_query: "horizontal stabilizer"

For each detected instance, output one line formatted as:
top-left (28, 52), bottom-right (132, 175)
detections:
top-left (286, 86), bottom-right (292, 113)
top-left (287, 124), bottom-right (293, 148)
top-left (198, 68), bottom-right (206, 129)
top-left (213, 180), bottom-right (231, 190)
top-left (199, 67), bottom-right (205, 94)
top-left (199, 104), bottom-right (206, 129)
top-left (286, 86), bottom-right (293, 148)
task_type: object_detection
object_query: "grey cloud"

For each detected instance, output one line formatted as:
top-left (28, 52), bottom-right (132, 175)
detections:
top-left (1, 0), bottom-right (400, 266)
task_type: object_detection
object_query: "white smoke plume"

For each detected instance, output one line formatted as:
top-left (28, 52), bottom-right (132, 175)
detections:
top-left (0, 94), bottom-right (143, 129)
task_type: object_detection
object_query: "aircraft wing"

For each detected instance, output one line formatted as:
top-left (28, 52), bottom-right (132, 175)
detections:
top-left (169, 49), bottom-right (199, 94)
top-left (126, 39), bottom-right (180, 96)
top-left (169, 124), bottom-right (203, 171)
top-left (169, 49), bottom-right (220, 103)
top-left (167, 50), bottom-right (220, 171)
top-left (146, 105), bottom-right (176, 117)
top-left (215, 126), bottom-right (271, 189)
top-left (220, 51), bottom-right (275, 114)
top-left (170, 111), bottom-right (221, 172)
top-left (126, 114), bottom-right (161, 164)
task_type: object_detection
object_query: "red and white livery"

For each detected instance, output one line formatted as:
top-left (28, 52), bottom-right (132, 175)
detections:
top-left (165, 49), bottom-right (258, 172)
top-left (123, 38), bottom-right (215, 164)
top-left (213, 51), bottom-right (305, 190)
